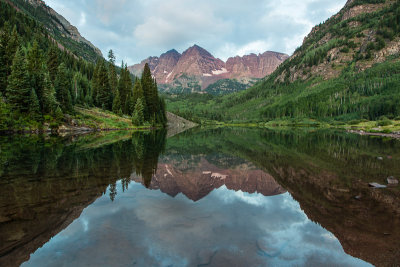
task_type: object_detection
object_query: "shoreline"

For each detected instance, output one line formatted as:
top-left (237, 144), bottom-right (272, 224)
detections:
top-left (0, 126), bottom-right (160, 136)
top-left (347, 130), bottom-right (400, 139)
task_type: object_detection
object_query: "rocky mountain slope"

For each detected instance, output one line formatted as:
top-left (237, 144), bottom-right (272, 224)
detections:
top-left (180, 0), bottom-right (400, 122)
top-left (128, 45), bottom-right (288, 94)
top-left (2, 0), bottom-right (102, 62)
top-left (274, 0), bottom-right (400, 83)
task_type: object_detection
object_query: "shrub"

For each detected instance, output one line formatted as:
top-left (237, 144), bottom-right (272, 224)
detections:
top-left (376, 120), bottom-right (393, 126)
top-left (349, 119), bottom-right (361, 125)
top-left (375, 36), bottom-right (386, 50)
top-left (340, 47), bottom-right (350, 53)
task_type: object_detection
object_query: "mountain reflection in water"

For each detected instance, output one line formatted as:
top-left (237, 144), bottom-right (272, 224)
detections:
top-left (0, 128), bottom-right (399, 266)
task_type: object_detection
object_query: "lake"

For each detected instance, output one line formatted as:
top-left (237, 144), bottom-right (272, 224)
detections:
top-left (1, 128), bottom-right (399, 266)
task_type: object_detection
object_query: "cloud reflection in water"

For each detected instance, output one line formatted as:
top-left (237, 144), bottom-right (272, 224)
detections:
top-left (22, 182), bottom-right (371, 267)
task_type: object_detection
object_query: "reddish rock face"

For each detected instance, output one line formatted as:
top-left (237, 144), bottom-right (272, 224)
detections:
top-left (226, 51), bottom-right (289, 79)
top-left (129, 50), bottom-right (181, 83)
top-left (131, 158), bottom-right (286, 201)
top-left (128, 45), bottom-right (288, 89)
top-left (168, 45), bottom-right (226, 82)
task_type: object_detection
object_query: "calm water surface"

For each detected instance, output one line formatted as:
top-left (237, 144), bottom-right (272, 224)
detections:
top-left (1, 128), bottom-right (399, 266)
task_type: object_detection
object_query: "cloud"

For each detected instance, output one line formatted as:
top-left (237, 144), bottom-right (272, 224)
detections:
top-left (133, 0), bottom-right (230, 49)
top-left (78, 12), bottom-right (86, 27)
top-left (44, 0), bottom-right (347, 65)
top-left (23, 182), bottom-right (371, 267)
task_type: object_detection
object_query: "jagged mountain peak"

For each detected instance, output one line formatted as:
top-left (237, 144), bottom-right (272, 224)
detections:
top-left (182, 44), bottom-right (215, 58)
top-left (162, 49), bottom-right (181, 56)
top-left (128, 45), bottom-right (288, 93)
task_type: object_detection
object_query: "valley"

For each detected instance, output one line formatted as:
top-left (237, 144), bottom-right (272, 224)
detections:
top-left (1, 0), bottom-right (400, 266)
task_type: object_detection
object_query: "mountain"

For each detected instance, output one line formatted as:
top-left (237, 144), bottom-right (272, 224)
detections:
top-left (2, 0), bottom-right (102, 62)
top-left (128, 45), bottom-right (288, 94)
top-left (131, 159), bottom-right (286, 201)
top-left (168, 0), bottom-right (400, 123)
top-left (226, 51), bottom-right (289, 79)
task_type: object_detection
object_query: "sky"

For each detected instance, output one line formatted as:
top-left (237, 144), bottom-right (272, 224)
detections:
top-left (23, 182), bottom-right (370, 266)
top-left (45, 0), bottom-right (347, 65)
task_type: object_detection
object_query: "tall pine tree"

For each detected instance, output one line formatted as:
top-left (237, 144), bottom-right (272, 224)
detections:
top-left (27, 40), bottom-right (45, 112)
top-left (54, 63), bottom-right (73, 113)
top-left (91, 61), bottom-right (100, 106)
top-left (29, 88), bottom-right (40, 116)
top-left (47, 45), bottom-right (59, 83)
top-left (117, 64), bottom-right (132, 114)
top-left (6, 26), bottom-right (19, 78)
top-left (0, 22), bottom-right (11, 93)
top-left (6, 48), bottom-right (32, 113)
top-left (132, 97), bottom-right (144, 126)
top-left (141, 63), bottom-right (153, 120)
top-left (132, 78), bottom-right (144, 107)
top-left (108, 49), bottom-right (118, 96)
top-left (112, 89), bottom-right (121, 115)
top-left (96, 60), bottom-right (112, 109)
top-left (42, 72), bottom-right (58, 114)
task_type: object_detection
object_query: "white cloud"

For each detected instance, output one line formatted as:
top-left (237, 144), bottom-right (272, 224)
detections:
top-left (44, 0), bottom-right (347, 64)
top-left (78, 12), bottom-right (86, 27)
top-left (215, 41), bottom-right (272, 61)
top-left (133, 0), bottom-right (230, 49)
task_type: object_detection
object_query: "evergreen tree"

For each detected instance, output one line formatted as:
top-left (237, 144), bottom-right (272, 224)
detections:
top-left (91, 61), bottom-right (100, 106)
top-left (96, 60), bottom-right (111, 109)
top-left (151, 79), bottom-right (159, 116)
top-left (54, 105), bottom-right (63, 121)
top-left (6, 26), bottom-right (19, 78)
top-left (72, 72), bottom-right (81, 104)
top-left (42, 72), bottom-right (58, 114)
top-left (132, 97), bottom-right (144, 126)
top-left (29, 88), bottom-right (40, 116)
top-left (5, 48), bottom-right (31, 113)
top-left (54, 63), bottom-right (73, 113)
top-left (108, 50), bottom-right (118, 96)
top-left (126, 92), bottom-right (135, 116)
top-left (112, 89), bottom-right (121, 115)
top-left (158, 97), bottom-right (167, 126)
top-left (117, 64), bottom-right (132, 113)
top-left (0, 22), bottom-right (11, 93)
top-left (27, 40), bottom-right (45, 111)
top-left (0, 93), bottom-right (11, 129)
top-left (47, 45), bottom-right (58, 83)
top-left (132, 78), bottom-right (144, 106)
top-left (141, 63), bottom-right (153, 119)
top-left (108, 50), bottom-right (116, 65)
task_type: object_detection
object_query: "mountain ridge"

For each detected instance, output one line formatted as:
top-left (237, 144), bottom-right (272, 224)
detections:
top-left (2, 0), bottom-right (103, 62)
top-left (128, 45), bottom-right (288, 94)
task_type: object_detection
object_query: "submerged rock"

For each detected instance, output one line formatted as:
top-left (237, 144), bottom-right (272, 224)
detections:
top-left (369, 182), bottom-right (387, 188)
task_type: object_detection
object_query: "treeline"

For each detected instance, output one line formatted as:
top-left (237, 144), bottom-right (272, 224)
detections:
top-left (102, 61), bottom-right (167, 126)
top-left (0, 1), bottom-right (166, 130)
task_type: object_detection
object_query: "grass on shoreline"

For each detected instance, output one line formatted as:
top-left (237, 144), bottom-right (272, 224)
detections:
top-left (196, 118), bottom-right (400, 134)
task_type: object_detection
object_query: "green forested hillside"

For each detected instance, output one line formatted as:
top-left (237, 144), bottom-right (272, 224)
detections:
top-left (0, 1), bottom-right (166, 131)
top-left (3, 0), bottom-right (102, 62)
top-left (205, 78), bottom-right (257, 95)
top-left (166, 0), bottom-right (400, 124)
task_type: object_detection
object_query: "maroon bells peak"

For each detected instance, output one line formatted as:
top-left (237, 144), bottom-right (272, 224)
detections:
top-left (128, 45), bottom-right (288, 92)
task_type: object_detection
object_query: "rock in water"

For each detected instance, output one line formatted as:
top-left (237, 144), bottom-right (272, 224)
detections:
top-left (369, 182), bottom-right (387, 188)
top-left (387, 176), bottom-right (399, 185)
